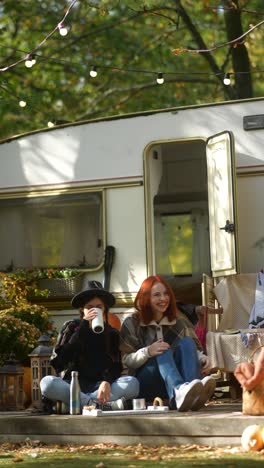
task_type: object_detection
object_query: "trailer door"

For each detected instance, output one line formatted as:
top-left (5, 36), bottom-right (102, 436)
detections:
top-left (206, 131), bottom-right (238, 277)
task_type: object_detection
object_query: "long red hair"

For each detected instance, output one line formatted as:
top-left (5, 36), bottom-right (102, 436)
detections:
top-left (134, 275), bottom-right (178, 324)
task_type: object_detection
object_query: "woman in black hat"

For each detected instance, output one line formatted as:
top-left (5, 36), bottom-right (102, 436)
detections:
top-left (40, 281), bottom-right (139, 412)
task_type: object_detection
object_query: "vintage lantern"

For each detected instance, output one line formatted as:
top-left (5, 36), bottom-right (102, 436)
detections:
top-left (28, 335), bottom-right (55, 409)
top-left (0, 353), bottom-right (24, 411)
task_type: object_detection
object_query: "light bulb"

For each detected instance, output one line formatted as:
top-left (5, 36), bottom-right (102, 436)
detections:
top-left (47, 121), bottom-right (55, 128)
top-left (25, 60), bottom-right (33, 68)
top-left (90, 66), bottom-right (97, 78)
top-left (156, 72), bottom-right (164, 85)
top-left (19, 100), bottom-right (27, 107)
top-left (58, 23), bottom-right (68, 36)
top-left (223, 73), bottom-right (231, 85)
top-left (25, 54), bottom-right (36, 68)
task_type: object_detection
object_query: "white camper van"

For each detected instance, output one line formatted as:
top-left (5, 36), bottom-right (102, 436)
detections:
top-left (0, 97), bottom-right (263, 327)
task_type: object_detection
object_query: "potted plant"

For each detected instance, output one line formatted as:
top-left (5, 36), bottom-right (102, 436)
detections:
top-left (35, 268), bottom-right (84, 297)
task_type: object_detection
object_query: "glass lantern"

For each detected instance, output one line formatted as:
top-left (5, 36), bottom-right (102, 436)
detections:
top-left (28, 335), bottom-right (55, 409)
top-left (0, 354), bottom-right (24, 411)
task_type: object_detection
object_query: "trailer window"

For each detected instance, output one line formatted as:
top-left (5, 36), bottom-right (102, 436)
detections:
top-left (0, 190), bottom-right (104, 270)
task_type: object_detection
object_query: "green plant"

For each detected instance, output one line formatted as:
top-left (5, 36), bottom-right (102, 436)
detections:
top-left (0, 269), bottom-right (48, 306)
top-left (0, 304), bottom-right (52, 334)
top-left (0, 314), bottom-right (40, 366)
top-left (35, 268), bottom-right (81, 279)
top-left (0, 270), bottom-right (57, 364)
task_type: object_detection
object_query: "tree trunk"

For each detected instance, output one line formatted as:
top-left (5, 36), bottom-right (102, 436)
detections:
top-left (174, 0), bottom-right (236, 100)
top-left (224, 0), bottom-right (253, 98)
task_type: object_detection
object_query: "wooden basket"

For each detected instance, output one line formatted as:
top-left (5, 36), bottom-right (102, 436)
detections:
top-left (38, 276), bottom-right (84, 298)
top-left (242, 345), bottom-right (264, 415)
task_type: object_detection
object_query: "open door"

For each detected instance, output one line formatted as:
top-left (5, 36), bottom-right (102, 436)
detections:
top-left (206, 131), bottom-right (239, 277)
top-left (144, 144), bottom-right (163, 275)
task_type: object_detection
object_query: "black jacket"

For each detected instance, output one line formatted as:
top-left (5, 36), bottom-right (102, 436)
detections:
top-left (176, 302), bottom-right (198, 326)
top-left (50, 319), bottom-right (122, 393)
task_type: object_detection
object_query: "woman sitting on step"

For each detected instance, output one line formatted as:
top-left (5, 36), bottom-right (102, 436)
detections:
top-left (40, 281), bottom-right (139, 412)
top-left (120, 275), bottom-right (216, 411)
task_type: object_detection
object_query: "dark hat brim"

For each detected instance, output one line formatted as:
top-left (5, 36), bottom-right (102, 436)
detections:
top-left (71, 288), bottom-right (115, 309)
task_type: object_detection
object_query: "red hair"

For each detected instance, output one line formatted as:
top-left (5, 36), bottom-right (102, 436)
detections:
top-left (134, 275), bottom-right (178, 324)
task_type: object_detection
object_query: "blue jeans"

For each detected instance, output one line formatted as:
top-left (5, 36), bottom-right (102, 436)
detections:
top-left (40, 375), bottom-right (139, 407)
top-left (136, 337), bottom-right (201, 401)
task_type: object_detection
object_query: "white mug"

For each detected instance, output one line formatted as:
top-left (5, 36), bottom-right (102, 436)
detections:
top-left (91, 308), bottom-right (104, 334)
top-left (132, 398), bottom-right (146, 410)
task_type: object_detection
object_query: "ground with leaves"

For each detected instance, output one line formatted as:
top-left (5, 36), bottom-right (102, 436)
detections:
top-left (0, 440), bottom-right (264, 467)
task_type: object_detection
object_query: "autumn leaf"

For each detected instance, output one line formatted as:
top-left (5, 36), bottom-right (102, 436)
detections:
top-left (172, 48), bottom-right (182, 55)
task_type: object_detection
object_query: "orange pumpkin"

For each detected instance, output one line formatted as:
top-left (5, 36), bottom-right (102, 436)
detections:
top-left (108, 312), bottom-right (121, 330)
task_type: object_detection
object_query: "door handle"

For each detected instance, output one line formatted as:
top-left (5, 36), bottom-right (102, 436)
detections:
top-left (220, 220), bottom-right (235, 233)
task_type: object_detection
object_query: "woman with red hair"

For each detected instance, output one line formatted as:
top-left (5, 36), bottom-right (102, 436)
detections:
top-left (120, 276), bottom-right (215, 411)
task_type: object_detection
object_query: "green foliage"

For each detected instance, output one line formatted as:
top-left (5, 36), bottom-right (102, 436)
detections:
top-left (0, 270), bottom-right (48, 305)
top-left (0, 0), bottom-right (263, 139)
top-left (0, 314), bottom-right (40, 366)
top-left (0, 304), bottom-right (52, 334)
top-left (35, 268), bottom-right (81, 279)
top-left (0, 269), bottom-right (57, 364)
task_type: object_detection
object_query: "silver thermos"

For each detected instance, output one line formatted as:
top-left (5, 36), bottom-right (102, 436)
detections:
top-left (70, 370), bottom-right (81, 415)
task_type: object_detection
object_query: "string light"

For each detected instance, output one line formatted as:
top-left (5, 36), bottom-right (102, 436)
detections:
top-left (25, 55), bottom-right (36, 68)
top-left (19, 100), bottom-right (27, 107)
top-left (89, 66), bottom-right (97, 78)
top-left (223, 72), bottom-right (231, 85)
top-left (0, 0), bottom-right (261, 89)
top-left (156, 72), bottom-right (164, 84)
top-left (0, 0), bottom-right (78, 72)
top-left (58, 22), bottom-right (69, 37)
top-left (47, 121), bottom-right (55, 128)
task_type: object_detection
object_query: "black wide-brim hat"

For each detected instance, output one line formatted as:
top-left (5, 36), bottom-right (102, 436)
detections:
top-left (71, 280), bottom-right (115, 309)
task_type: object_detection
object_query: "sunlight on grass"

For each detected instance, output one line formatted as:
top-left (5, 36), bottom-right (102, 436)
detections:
top-left (0, 445), bottom-right (264, 467)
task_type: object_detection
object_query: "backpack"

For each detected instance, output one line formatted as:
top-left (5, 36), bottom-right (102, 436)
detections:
top-left (50, 319), bottom-right (81, 374)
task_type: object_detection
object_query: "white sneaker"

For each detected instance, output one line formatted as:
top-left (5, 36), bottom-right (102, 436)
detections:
top-left (175, 380), bottom-right (203, 412)
top-left (191, 376), bottom-right (216, 411)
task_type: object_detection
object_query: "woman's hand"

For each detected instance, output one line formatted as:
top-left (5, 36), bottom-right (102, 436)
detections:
top-left (148, 339), bottom-right (170, 357)
top-left (82, 307), bottom-right (99, 323)
top-left (234, 362), bottom-right (255, 390)
top-left (198, 352), bottom-right (211, 376)
top-left (196, 305), bottom-right (223, 319)
top-left (97, 381), bottom-right (111, 403)
top-left (234, 349), bottom-right (264, 391)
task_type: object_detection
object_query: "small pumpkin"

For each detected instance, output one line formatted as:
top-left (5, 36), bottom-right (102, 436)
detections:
top-left (241, 424), bottom-right (264, 452)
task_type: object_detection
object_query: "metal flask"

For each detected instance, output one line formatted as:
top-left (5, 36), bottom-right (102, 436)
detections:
top-left (70, 370), bottom-right (81, 415)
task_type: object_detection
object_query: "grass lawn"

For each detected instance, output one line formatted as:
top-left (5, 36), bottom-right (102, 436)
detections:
top-left (0, 443), bottom-right (264, 467)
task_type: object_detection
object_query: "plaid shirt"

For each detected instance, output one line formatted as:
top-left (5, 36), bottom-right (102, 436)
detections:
top-left (120, 312), bottom-right (202, 371)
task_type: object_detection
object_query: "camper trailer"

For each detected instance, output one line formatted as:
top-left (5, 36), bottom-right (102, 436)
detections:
top-left (0, 97), bottom-right (263, 328)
